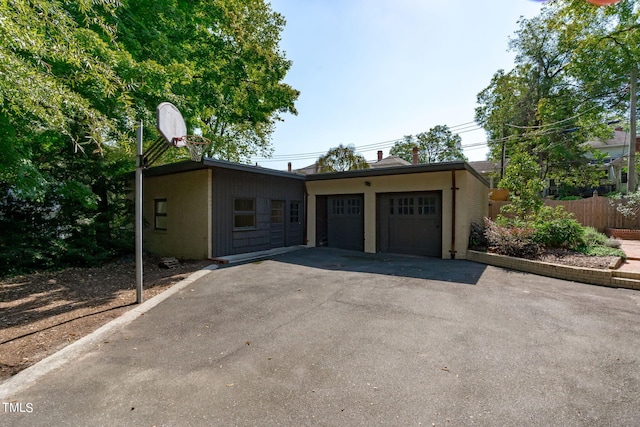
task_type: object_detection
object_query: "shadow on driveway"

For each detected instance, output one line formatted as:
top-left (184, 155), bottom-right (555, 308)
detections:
top-left (225, 247), bottom-right (488, 286)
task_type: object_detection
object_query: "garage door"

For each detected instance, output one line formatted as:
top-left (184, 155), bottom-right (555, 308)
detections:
top-left (377, 192), bottom-right (442, 257)
top-left (327, 195), bottom-right (364, 251)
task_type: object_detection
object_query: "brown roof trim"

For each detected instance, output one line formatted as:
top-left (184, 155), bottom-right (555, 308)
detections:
top-left (142, 161), bottom-right (207, 177)
top-left (143, 160), bottom-right (488, 186)
top-left (305, 161), bottom-right (489, 186)
top-left (143, 159), bottom-right (306, 180)
top-left (203, 158), bottom-right (306, 180)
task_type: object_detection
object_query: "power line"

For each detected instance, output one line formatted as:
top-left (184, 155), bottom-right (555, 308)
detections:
top-left (505, 86), bottom-right (630, 130)
top-left (252, 120), bottom-right (485, 162)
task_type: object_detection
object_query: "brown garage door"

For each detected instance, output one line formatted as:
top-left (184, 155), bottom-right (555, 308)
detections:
top-left (326, 194), bottom-right (364, 251)
top-left (377, 192), bottom-right (442, 257)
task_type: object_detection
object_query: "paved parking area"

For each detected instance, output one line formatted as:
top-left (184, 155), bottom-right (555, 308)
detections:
top-left (2, 248), bottom-right (640, 426)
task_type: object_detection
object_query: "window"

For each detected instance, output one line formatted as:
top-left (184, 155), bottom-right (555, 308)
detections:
top-left (332, 198), bottom-right (361, 215)
top-left (332, 198), bottom-right (345, 215)
top-left (154, 199), bottom-right (167, 230)
top-left (418, 196), bottom-right (436, 215)
top-left (346, 198), bottom-right (361, 215)
top-left (397, 197), bottom-right (414, 215)
top-left (234, 198), bottom-right (256, 229)
top-left (271, 200), bottom-right (284, 224)
top-left (290, 201), bottom-right (300, 223)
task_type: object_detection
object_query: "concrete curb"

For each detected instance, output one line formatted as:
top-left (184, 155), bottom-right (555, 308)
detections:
top-left (211, 245), bottom-right (308, 264)
top-left (0, 265), bottom-right (218, 400)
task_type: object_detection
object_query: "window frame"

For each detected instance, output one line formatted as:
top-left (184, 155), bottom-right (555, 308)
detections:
top-left (154, 199), bottom-right (168, 231)
top-left (233, 198), bottom-right (257, 230)
top-left (271, 200), bottom-right (285, 224)
top-left (290, 201), bottom-right (301, 223)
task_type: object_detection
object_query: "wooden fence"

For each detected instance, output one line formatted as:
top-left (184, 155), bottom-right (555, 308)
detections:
top-left (488, 195), bottom-right (640, 231)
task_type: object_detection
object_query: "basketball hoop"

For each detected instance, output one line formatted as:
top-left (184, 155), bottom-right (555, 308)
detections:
top-left (175, 135), bottom-right (211, 162)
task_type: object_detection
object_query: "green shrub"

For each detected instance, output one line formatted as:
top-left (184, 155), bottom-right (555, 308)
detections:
top-left (581, 226), bottom-right (608, 247)
top-left (579, 245), bottom-right (626, 258)
top-left (532, 217), bottom-right (585, 250)
top-left (515, 206), bottom-right (584, 250)
top-left (581, 227), bottom-right (620, 249)
top-left (577, 227), bottom-right (624, 258)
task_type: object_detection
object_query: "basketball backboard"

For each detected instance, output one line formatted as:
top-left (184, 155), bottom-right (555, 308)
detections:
top-left (156, 102), bottom-right (187, 147)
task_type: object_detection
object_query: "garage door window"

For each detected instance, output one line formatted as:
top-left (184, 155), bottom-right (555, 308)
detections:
top-left (333, 198), bottom-right (361, 215)
top-left (418, 196), bottom-right (437, 215)
top-left (347, 198), bottom-right (361, 215)
top-left (397, 197), bottom-right (414, 215)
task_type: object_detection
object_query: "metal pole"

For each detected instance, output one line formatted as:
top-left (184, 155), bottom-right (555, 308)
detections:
top-left (500, 123), bottom-right (506, 183)
top-left (135, 121), bottom-right (144, 304)
top-left (628, 64), bottom-right (637, 193)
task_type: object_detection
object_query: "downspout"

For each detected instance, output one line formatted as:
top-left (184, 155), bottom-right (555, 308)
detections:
top-left (303, 184), bottom-right (309, 245)
top-left (450, 169), bottom-right (458, 259)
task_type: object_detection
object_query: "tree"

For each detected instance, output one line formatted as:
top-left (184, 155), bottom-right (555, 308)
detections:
top-left (113, 0), bottom-right (299, 163)
top-left (498, 152), bottom-right (546, 220)
top-left (0, 0), bottom-right (299, 274)
top-left (0, 0), bottom-right (133, 194)
top-left (474, 3), bottom-right (626, 193)
top-left (389, 125), bottom-right (466, 164)
top-left (417, 125), bottom-right (467, 163)
top-left (316, 145), bottom-right (370, 173)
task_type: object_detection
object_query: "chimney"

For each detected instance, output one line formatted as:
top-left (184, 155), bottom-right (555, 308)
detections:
top-left (377, 150), bottom-right (383, 161)
top-left (288, 162), bottom-right (292, 172)
top-left (412, 147), bottom-right (419, 165)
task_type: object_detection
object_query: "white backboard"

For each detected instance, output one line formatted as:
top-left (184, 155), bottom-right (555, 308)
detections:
top-left (156, 102), bottom-right (187, 147)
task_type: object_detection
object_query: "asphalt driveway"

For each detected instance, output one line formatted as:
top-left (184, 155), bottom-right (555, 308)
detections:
top-left (2, 248), bottom-right (640, 426)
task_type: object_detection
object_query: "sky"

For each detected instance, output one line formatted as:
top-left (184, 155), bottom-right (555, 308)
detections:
top-left (251, 0), bottom-right (547, 170)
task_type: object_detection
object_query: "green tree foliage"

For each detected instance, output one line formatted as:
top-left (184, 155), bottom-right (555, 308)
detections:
top-left (475, 1), bottom-right (640, 193)
top-left (389, 125), bottom-right (466, 164)
top-left (0, 0), bottom-right (299, 275)
top-left (113, 0), bottom-right (299, 163)
top-left (316, 145), bottom-right (370, 173)
top-left (0, 0), bottom-right (133, 193)
top-left (498, 152), bottom-right (546, 220)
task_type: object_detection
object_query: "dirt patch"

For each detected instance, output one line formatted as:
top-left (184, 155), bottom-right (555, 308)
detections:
top-left (533, 249), bottom-right (619, 270)
top-left (0, 256), bottom-right (212, 382)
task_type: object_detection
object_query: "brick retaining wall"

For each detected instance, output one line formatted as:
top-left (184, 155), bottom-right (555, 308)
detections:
top-left (467, 250), bottom-right (640, 290)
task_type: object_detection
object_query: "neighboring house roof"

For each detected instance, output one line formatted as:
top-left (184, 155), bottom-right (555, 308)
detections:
top-left (585, 128), bottom-right (632, 150)
top-left (467, 160), bottom-right (502, 176)
top-left (293, 163), bottom-right (318, 175)
top-left (369, 156), bottom-right (411, 168)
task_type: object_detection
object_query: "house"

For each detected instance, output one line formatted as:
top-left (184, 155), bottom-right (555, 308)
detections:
top-left (142, 159), bottom-right (489, 260)
top-left (585, 127), bottom-right (640, 193)
top-left (143, 159), bottom-right (306, 260)
top-left (305, 162), bottom-right (488, 259)
top-left (468, 160), bottom-right (503, 188)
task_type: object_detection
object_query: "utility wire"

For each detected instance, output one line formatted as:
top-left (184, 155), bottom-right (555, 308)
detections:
top-left (505, 86), bottom-right (629, 130)
top-left (252, 120), bottom-right (486, 162)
